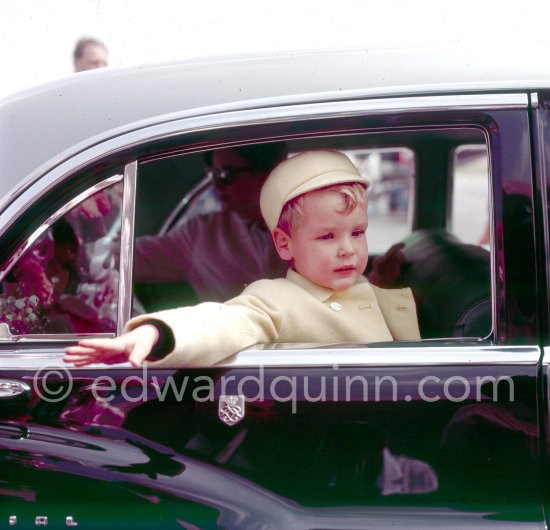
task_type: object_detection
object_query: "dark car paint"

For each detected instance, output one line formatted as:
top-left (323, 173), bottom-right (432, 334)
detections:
top-left (0, 360), bottom-right (544, 528)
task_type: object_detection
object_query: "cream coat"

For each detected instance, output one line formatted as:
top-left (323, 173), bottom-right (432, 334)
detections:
top-left (126, 269), bottom-right (420, 367)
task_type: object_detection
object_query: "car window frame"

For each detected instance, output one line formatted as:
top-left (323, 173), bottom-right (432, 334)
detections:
top-left (0, 92), bottom-right (533, 360)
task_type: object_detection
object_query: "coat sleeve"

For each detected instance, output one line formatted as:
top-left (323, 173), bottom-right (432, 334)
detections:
top-left (124, 280), bottom-right (284, 367)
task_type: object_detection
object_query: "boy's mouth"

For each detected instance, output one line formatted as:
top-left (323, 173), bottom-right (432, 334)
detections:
top-left (334, 265), bottom-right (356, 274)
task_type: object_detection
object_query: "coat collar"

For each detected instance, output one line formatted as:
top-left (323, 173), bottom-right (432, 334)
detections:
top-left (286, 268), bottom-right (367, 302)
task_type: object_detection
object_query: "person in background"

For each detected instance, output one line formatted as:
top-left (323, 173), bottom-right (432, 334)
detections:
top-left (73, 36), bottom-right (108, 72)
top-left (133, 144), bottom-right (289, 302)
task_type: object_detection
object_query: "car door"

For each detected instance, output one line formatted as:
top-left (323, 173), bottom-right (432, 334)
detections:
top-left (0, 93), bottom-right (544, 529)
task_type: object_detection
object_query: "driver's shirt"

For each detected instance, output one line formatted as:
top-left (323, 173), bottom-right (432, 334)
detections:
top-left (133, 210), bottom-right (287, 301)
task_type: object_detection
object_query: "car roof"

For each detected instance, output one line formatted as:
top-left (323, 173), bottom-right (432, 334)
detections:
top-left (1, 45), bottom-right (549, 201)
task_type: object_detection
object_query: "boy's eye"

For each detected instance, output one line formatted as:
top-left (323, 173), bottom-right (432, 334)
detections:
top-left (352, 229), bottom-right (366, 237)
top-left (317, 233), bottom-right (333, 241)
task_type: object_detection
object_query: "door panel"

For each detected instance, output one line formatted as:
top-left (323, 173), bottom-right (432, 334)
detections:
top-left (0, 345), bottom-right (543, 528)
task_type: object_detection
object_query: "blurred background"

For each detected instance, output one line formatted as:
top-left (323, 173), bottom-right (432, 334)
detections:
top-left (2, 0), bottom-right (550, 99)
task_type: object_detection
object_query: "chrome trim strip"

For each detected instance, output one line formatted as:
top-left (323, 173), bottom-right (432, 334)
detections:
top-left (534, 104), bottom-right (550, 344)
top-left (0, 344), bottom-right (539, 370)
top-left (117, 161), bottom-right (137, 335)
top-left (0, 174), bottom-right (123, 284)
top-left (541, 347), bottom-right (550, 366)
top-left (218, 344), bottom-right (540, 367)
top-left (486, 133), bottom-right (499, 342)
top-left (452, 134), bottom-right (496, 342)
top-left (0, 92), bottom-right (527, 241)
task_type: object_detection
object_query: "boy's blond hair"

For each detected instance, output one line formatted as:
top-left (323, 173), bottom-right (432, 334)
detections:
top-left (277, 182), bottom-right (367, 235)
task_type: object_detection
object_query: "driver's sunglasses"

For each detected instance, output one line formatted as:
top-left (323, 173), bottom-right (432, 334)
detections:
top-left (205, 166), bottom-right (256, 186)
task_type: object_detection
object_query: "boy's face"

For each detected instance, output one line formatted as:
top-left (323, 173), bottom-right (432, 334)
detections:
top-left (274, 190), bottom-right (369, 291)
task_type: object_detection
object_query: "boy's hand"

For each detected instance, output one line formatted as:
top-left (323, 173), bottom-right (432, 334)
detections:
top-left (63, 324), bottom-right (159, 367)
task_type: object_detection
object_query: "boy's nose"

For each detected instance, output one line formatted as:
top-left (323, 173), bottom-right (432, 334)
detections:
top-left (338, 237), bottom-right (355, 256)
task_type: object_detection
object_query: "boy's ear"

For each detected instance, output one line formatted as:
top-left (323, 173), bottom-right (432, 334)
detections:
top-left (272, 227), bottom-right (293, 261)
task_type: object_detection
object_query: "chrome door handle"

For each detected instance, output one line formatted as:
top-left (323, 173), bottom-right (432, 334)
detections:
top-left (0, 379), bottom-right (31, 398)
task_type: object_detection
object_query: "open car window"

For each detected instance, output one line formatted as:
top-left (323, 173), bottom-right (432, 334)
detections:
top-left (132, 127), bottom-right (492, 343)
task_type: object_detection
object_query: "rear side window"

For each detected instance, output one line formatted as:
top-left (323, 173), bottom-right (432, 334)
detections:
top-left (0, 179), bottom-right (123, 335)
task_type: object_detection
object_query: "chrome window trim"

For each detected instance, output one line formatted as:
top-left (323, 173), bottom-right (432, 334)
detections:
top-left (487, 140), bottom-right (497, 342)
top-left (117, 161), bottom-right (137, 335)
top-left (447, 140), bottom-right (496, 343)
top-left (0, 92), bottom-right (527, 240)
top-left (0, 174), bottom-right (123, 284)
top-left (533, 94), bottom-right (550, 346)
top-left (540, 347), bottom-right (550, 366)
top-left (0, 344), bottom-right (539, 370)
top-left (543, 349), bottom-right (550, 439)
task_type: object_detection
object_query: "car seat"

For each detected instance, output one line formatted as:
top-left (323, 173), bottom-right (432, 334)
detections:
top-left (400, 229), bottom-right (491, 339)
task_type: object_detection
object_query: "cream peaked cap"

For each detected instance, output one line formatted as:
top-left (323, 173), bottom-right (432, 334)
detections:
top-left (260, 150), bottom-right (370, 231)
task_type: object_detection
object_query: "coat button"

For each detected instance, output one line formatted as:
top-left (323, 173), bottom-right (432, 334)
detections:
top-left (330, 302), bottom-right (343, 311)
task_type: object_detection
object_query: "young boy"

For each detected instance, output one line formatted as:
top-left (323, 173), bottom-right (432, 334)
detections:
top-left (64, 150), bottom-right (420, 368)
